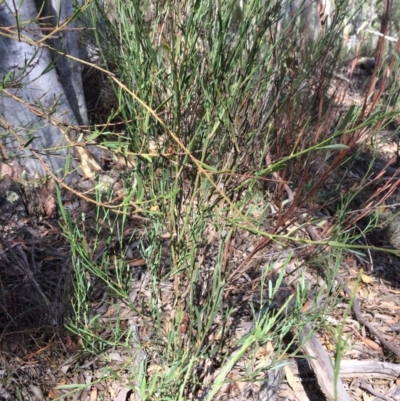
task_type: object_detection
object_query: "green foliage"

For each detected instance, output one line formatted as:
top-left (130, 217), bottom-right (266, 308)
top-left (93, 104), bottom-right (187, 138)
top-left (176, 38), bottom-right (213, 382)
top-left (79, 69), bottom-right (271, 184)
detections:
top-left (59, 0), bottom-right (400, 398)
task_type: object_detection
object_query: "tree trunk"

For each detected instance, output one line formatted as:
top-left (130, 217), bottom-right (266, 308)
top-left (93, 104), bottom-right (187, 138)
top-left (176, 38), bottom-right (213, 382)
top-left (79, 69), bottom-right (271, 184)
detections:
top-left (43, 0), bottom-right (88, 125)
top-left (0, 0), bottom-right (97, 182)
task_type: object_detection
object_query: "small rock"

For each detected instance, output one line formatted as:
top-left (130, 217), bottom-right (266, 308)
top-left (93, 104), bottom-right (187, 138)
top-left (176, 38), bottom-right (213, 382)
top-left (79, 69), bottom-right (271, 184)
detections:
top-left (384, 215), bottom-right (400, 249)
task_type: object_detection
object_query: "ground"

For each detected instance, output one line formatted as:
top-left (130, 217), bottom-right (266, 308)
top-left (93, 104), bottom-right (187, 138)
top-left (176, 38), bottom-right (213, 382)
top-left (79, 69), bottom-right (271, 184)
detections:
top-left (1, 63), bottom-right (400, 401)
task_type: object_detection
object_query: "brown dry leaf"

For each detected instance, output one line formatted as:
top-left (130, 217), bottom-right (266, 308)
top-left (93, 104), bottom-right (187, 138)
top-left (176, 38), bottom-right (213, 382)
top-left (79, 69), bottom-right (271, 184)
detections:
top-left (227, 372), bottom-right (245, 392)
top-left (343, 325), bottom-right (353, 333)
top-left (325, 341), bottom-right (336, 352)
top-left (108, 352), bottom-right (128, 362)
top-left (375, 314), bottom-right (397, 323)
top-left (102, 307), bottom-right (116, 318)
top-left (64, 333), bottom-right (78, 351)
top-left (358, 287), bottom-right (368, 298)
top-left (116, 155), bottom-right (136, 169)
top-left (180, 313), bottom-right (189, 334)
top-left (164, 312), bottom-right (172, 333)
top-left (39, 185), bottom-right (56, 217)
top-left (362, 393), bottom-right (374, 401)
top-left (109, 385), bottom-right (116, 398)
top-left (0, 162), bottom-right (13, 176)
top-left (302, 299), bottom-right (312, 312)
top-left (381, 333), bottom-right (400, 342)
top-left (148, 139), bottom-right (158, 153)
top-left (47, 387), bottom-right (58, 399)
top-left (361, 274), bottom-right (374, 284)
top-left (346, 281), bottom-right (356, 291)
top-left (284, 365), bottom-right (299, 391)
top-left (113, 182), bottom-right (124, 197)
top-left (352, 387), bottom-right (364, 398)
top-left (380, 302), bottom-right (400, 310)
top-left (361, 337), bottom-right (383, 353)
top-left (76, 147), bottom-right (102, 178)
top-left (29, 385), bottom-right (45, 401)
top-left (148, 364), bottom-right (163, 375)
top-left (128, 259), bottom-right (146, 267)
top-left (236, 379), bottom-right (246, 392)
top-left (116, 388), bottom-right (131, 401)
top-left (255, 343), bottom-right (274, 370)
top-left (89, 386), bottom-right (98, 401)
top-left (256, 345), bottom-right (271, 359)
top-left (120, 308), bottom-right (136, 319)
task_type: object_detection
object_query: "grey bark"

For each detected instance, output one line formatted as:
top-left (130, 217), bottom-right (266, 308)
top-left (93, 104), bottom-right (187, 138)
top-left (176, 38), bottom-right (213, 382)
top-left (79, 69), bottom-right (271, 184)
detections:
top-left (0, 0), bottom-right (90, 181)
top-left (276, 0), bottom-right (323, 47)
top-left (43, 0), bottom-right (88, 125)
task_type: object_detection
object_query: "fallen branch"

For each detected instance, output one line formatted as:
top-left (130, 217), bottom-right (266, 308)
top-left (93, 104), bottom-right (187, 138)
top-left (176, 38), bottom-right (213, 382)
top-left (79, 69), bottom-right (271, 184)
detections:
top-left (339, 360), bottom-right (400, 379)
top-left (299, 323), bottom-right (352, 401)
top-left (289, 357), bottom-right (400, 380)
